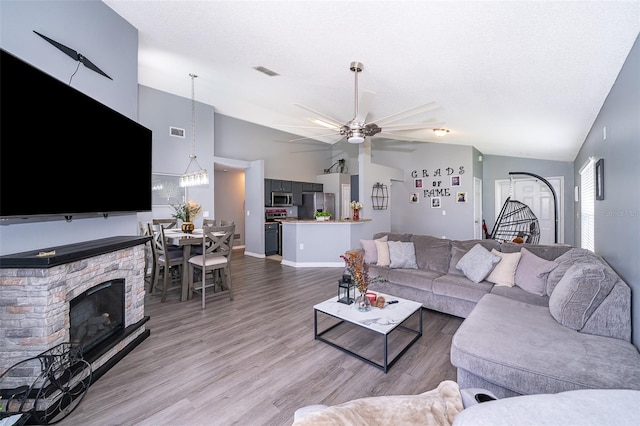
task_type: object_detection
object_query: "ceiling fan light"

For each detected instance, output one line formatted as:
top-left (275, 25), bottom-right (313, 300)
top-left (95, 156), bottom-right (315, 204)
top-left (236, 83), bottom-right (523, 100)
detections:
top-left (433, 128), bottom-right (449, 137)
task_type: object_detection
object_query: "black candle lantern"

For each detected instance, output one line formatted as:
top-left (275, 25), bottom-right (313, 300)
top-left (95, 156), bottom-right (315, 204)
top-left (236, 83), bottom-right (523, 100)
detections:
top-left (338, 275), bottom-right (355, 304)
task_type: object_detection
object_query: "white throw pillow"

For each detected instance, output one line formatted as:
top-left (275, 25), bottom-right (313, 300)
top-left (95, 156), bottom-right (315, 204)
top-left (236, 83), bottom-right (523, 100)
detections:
top-left (360, 235), bottom-right (388, 264)
top-left (374, 240), bottom-right (391, 267)
top-left (486, 249), bottom-right (521, 287)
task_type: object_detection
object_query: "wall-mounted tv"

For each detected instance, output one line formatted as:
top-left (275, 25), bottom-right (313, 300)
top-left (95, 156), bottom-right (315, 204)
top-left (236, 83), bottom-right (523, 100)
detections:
top-left (0, 49), bottom-right (152, 222)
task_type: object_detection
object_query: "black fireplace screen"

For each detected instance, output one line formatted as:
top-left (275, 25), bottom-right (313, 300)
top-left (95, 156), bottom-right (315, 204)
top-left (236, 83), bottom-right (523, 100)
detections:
top-left (69, 279), bottom-right (124, 354)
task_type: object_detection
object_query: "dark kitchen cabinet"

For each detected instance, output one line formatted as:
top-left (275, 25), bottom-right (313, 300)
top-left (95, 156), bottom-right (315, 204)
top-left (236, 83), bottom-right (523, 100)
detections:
top-left (292, 181), bottom-right (303, 206)
top-left (264, 179), bottom-right (272, 206)
top-left (265, 223), bottom-right (279, 255)
top-left (271, 180), bottom-right (292, 192)
top-left (302, 182), bottom-right (323, 192)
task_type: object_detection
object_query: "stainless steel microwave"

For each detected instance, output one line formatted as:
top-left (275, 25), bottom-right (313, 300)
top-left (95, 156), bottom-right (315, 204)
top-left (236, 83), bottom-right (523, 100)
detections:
top-left (272, 192), bottom-right (293, 207)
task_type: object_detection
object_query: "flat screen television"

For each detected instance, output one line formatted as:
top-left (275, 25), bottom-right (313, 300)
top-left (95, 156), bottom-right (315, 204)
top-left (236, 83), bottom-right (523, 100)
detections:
top-left (0, 49), bottom-right (152, 222)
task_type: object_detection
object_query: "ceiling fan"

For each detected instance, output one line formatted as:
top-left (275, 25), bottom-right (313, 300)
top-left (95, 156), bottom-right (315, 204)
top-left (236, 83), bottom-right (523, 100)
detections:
top-left (282, 61), bottom-right (445, 146)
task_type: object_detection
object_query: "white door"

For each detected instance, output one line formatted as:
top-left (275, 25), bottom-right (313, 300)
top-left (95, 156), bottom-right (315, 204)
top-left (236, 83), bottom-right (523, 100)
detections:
top-left (473, 177), bottom-right (483, 239)
top-left (495, 177), bottom-right (564, 245)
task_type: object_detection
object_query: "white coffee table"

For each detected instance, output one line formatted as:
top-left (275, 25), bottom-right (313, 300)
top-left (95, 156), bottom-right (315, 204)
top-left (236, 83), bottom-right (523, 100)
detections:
top-left (313, 292), bottom-right (422, 373)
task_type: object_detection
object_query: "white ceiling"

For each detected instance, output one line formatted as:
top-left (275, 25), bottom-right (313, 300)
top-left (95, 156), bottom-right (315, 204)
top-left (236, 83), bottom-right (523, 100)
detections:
top-left (104, 0), bottom-right (640, 162)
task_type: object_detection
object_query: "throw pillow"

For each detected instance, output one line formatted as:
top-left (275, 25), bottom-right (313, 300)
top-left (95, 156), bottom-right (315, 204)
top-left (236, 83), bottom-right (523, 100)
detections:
top-left (515, 247), bottom-right (559, 296)
top-left (455, 244), bottom-right (501, 283)
top-left (549, 263), bottom-right (618, 330)
top-left (486, 249), bottom-right (521, 287)
top-left (374, 239), bottom-right (391, 267)
top-left (388, 241), bottom-right (418, 269)
top-left (360, 235), bottom-right (388, 264)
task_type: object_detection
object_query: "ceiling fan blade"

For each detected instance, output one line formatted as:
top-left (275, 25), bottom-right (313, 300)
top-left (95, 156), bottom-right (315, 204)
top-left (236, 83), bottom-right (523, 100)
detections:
top-left (381, 121), bottom-right (445, 131)
top-left (275, 124), bottom-right (334, 130)
top-left (288, 132), bottom-right (342, 143)
top-left (374, 101), bottom-right (440, 126)
top-left (294, 104), bottom-right (344, 129)
top-left (355, 90), bottom-right (375, 123)
top-left (377, 131), bottom-right (435, 142)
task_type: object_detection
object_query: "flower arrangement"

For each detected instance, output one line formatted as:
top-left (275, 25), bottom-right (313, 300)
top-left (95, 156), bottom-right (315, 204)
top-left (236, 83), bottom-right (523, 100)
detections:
top-left (350, 201), bottom-right (363, 211)
top-left (340, 251), bottom-right (387, 294)
top-left (171, 200), bottom-right (202, 222)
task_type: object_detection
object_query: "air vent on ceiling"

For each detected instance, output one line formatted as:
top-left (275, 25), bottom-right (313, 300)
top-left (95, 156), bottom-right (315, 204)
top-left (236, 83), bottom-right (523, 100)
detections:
top-left (169, 126), bottom-right (185, 138)
top-left (252, 66), bottom-right (280, 77)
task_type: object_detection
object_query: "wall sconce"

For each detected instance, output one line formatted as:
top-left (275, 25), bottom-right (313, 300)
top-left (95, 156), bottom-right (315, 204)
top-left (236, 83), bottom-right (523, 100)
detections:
top-left (371, 182), bottom-right (388, 210)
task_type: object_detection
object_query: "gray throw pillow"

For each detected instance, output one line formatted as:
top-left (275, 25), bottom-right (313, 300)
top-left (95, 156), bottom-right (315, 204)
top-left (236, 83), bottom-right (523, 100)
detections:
top-left (515, 247), bottom-right (558, 296)
top-left (388, 241), bottom-right (418, 269)
top-left (549, 263), bottom-right (617, 330)
top-left (455, 244), bottom-right (501, 283)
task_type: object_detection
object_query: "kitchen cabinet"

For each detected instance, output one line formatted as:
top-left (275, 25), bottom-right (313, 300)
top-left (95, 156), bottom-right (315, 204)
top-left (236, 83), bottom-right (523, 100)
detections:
top-left (271, 180), bottom-right (292, 192)
top-left (265, 223), bottom-right (279, 255)
top-left (302, 182), bottom-right (323, 192)
top-left (264, 179), bottom-right (272, 206)
top-left (292, 181), bottom-right (303, 206)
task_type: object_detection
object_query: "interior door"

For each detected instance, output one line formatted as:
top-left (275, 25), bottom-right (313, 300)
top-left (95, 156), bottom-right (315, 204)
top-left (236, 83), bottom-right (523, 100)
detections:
top-left (473, 177), bottom-right (483, 239)
top-left (495, 177), bottom-right (564, 244)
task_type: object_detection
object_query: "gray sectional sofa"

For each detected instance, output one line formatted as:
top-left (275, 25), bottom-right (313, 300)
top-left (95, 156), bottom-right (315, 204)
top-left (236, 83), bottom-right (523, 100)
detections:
top-left (366, 232), bottom-right (640, 398)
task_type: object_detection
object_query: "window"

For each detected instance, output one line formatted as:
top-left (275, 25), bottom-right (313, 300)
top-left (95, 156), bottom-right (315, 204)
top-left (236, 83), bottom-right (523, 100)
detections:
top-left (579, 158), bottom-right (595, 251)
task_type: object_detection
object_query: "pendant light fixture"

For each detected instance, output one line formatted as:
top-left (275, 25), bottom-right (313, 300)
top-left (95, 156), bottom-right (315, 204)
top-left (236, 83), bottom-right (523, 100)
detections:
top-left (180, 73), bottom-right (209, 187)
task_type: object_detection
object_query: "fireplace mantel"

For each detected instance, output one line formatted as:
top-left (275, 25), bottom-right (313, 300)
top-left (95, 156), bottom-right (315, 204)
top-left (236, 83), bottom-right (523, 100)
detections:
top-left (0, 236), bottom-right (150, 268)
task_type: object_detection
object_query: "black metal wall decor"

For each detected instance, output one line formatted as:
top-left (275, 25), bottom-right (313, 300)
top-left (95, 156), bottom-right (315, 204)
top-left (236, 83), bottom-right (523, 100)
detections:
top-left (33, 30), bottom-right (112, 80)
top-left (371, 182), bottom-right (388, 210)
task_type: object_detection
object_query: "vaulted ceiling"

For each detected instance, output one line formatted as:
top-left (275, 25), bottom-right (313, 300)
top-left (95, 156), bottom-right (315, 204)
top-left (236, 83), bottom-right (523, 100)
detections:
top-left (104, 0), bottom-right (640, 162)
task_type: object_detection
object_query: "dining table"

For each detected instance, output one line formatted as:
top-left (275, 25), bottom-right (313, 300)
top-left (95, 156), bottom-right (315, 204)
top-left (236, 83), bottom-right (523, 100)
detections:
top-left (163, 228), bottom-right (204, 302)
top-left (163, 228), bottom-right (226, 302)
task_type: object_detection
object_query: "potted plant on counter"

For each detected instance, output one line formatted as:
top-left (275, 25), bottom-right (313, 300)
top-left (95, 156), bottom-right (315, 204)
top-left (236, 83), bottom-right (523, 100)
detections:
top-left (314, 211), bottom-right (332, 222)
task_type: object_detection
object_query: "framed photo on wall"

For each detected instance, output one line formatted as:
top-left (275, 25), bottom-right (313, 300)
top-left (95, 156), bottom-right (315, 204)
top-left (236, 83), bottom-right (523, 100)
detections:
top-left (450, 175), bottom-right (461, 187)
top-left (414, 178), bottom-right (423, 188)
top-left (431, 197), bottom-right (441, 208)
top-left (595, 159), bottom-right (604, 200)
top-left (456, 192), bottom-right (468, 203)
top-left (410, 193), bottom-right (420, 203)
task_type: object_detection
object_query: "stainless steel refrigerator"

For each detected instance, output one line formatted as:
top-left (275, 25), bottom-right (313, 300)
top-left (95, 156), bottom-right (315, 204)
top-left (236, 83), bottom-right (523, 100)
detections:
top-left (300, 192), bottom-right (336, 219)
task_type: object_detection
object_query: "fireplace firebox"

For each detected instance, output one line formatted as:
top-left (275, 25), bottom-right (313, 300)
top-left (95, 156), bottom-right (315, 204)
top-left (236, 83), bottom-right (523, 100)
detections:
top-left (70, 279), bottom-right (125, 356)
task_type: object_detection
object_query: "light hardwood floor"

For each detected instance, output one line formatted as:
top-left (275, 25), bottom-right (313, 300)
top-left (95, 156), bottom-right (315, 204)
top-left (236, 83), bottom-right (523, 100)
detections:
top-left (63, 250), bottom-right (463, 426)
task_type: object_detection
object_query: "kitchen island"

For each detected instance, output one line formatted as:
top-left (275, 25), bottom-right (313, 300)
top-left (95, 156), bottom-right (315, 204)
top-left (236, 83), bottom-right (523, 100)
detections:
top-left (280, 219), bottom-right (371, 267)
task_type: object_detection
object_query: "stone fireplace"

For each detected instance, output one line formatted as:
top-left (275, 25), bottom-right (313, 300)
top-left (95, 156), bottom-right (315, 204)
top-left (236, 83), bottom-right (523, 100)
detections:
top-left (0, 236), bottom-right (150, 384)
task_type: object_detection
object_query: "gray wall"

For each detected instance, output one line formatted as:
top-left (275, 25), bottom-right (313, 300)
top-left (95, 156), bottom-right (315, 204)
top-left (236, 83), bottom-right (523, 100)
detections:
top-left (0, 0), bottom-right (140, 256)
top-left (482, 155), bottom-right (575, 245)
top-left (138, 85), bottom-right (215, 227)
top-left (213, 115), bottom-right (331, 182)
top-left (574, 34), bottom-right (640, 349)
top-left (380, 142), bottom-right (479, 240)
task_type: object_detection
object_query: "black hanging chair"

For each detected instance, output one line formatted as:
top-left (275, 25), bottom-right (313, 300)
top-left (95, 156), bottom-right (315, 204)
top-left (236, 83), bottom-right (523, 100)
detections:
top-left (490, 196), bottom-right (540, 244)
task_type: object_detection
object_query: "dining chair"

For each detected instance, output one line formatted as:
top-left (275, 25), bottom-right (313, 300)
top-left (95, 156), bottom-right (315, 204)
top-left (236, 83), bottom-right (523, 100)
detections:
top-left (202, 218), bottom-right (219, 226)
top-left (150, 224), bottom-right (185, 302)
top-left (138, 222), bottom-right (155, 291)
top-left (152, 218), bottom-right (178, 228)
top-left (187, 224), bottom-right (235, 309)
